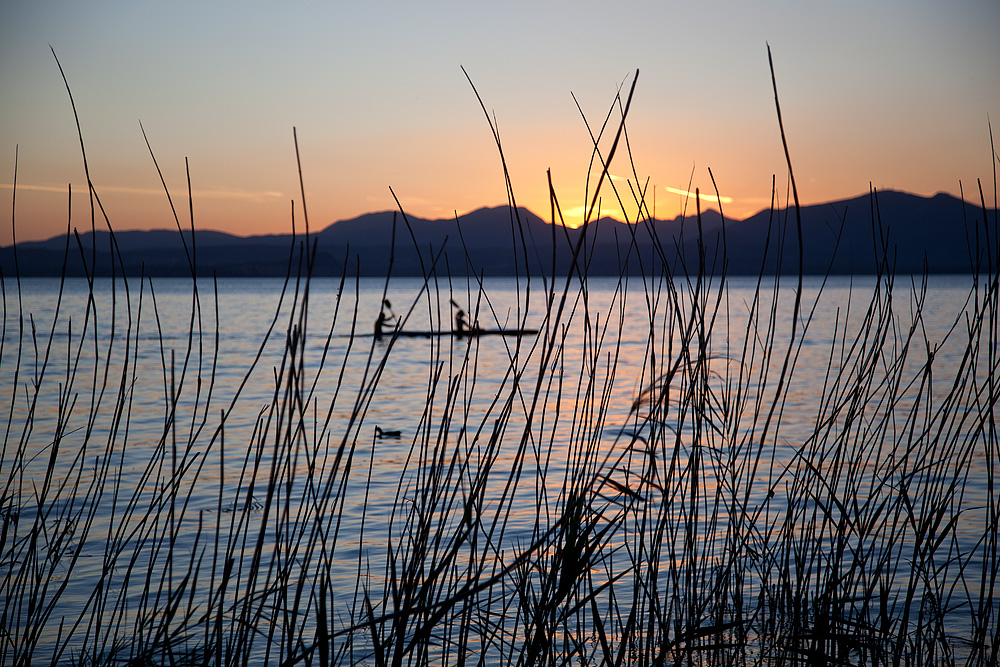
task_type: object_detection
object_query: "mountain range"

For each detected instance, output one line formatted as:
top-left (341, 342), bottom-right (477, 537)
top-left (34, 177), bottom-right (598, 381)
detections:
top-left (2, 190), bottom-right (996, 278)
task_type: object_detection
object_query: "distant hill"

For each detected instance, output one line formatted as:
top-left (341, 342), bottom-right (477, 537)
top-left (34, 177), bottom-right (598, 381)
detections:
top-left (2, 191), bottom-right (996, 277)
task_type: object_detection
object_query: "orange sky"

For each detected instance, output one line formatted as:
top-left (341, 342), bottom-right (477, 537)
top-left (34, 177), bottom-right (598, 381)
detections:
top-left (2, 1), bottom-right (998, 246)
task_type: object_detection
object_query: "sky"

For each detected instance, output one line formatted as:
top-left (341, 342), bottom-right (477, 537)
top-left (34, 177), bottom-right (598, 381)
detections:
top-left (1, 1), bottom-right (998, 246)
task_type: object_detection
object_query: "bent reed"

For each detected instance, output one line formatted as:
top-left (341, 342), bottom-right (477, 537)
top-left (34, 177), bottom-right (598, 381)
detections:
top-left (2, 62), bottom-right (998, 666)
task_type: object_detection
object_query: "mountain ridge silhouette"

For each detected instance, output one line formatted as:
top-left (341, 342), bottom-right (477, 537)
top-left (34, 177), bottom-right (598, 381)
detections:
top-left (3, 190), bottom-right (994, 277)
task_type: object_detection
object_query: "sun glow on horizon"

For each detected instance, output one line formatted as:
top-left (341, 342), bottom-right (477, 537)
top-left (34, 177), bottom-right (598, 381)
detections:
top-left (549, 177), bottom-right (736, 228)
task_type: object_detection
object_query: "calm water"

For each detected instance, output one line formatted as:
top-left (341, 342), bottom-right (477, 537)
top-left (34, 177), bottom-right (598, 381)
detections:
top-left (2, 274), bottom-right (994, 664)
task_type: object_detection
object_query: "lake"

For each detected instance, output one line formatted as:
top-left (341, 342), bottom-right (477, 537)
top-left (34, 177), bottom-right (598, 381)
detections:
top-left (2, 273), bottom-right (996, 665)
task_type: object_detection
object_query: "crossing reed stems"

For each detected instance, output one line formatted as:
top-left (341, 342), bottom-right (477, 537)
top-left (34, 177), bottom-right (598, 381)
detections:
top-left (1, 56), bottom-right (998, 666)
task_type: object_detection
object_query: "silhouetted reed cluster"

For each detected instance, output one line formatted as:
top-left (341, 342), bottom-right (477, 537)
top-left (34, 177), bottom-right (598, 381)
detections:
top-left (2, 63), bottom-right (998, 666)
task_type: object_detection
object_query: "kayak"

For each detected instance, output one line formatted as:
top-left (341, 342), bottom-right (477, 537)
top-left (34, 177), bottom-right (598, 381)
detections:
top-left (381, 328), bottom-right (538, 338)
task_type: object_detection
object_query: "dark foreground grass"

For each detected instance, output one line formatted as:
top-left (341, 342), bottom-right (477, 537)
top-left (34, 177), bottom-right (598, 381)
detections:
top-left (1, 60), bottom-right (998, 666)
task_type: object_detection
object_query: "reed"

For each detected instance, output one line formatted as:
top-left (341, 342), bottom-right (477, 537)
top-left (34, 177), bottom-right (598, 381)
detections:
top-left (1, 58), bottom-right (997, 666)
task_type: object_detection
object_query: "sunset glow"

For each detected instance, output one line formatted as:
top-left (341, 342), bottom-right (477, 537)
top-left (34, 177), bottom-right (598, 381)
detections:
top-left (1, 1), bottom-right (997, 245)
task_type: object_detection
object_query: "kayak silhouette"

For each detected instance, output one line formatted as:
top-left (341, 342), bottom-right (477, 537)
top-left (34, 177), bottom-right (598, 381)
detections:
top-left (370, 327), bottom-right (538, 339)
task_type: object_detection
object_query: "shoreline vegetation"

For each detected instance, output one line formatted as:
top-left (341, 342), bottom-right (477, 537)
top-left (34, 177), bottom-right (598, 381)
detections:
top-left (2, 56), bottom-right (999, 666)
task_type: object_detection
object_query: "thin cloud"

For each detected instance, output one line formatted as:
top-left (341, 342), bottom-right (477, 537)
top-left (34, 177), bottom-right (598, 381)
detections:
top-left (0, 183), bottom-right (286, 203)
top-left (661, 185), bottom-right (733, 205)
top-left (607, 175), bottom-right (733, 205)
top-left (0, 183), bottom-right (68, 194)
